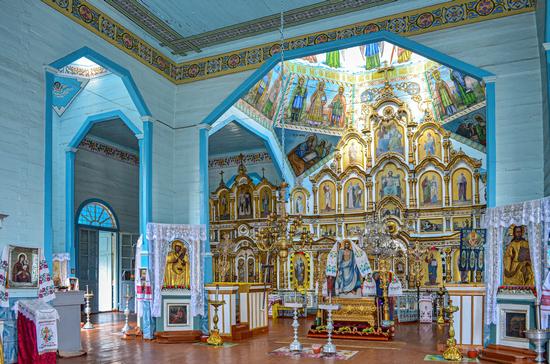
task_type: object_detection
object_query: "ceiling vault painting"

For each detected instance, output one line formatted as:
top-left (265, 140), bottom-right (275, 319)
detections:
top-left (42, 0), bottom-right (536, 83)
top-left (104, 0), bottom-right (395, 56)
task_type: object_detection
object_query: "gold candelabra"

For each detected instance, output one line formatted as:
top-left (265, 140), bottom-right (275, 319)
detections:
top-left (256, 182), bottom-right (313, 288)
top-left (207, 285), bottom-right (226, 346)
top-left (443, 298), bottom-right (462, 361)
top-left (379, 258), bottom-right (392, 324)
top-left (436, 285), bottom-right (446, 325)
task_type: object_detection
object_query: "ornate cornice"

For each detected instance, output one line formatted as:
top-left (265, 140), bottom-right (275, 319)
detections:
top-left (104, 0), bottom-right (395, 56)
top-left (42, 0), bottom-right (536, 84)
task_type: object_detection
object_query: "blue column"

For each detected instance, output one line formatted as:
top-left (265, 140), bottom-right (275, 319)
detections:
top-left (65, 149), bottom-right (77, 273)
top-left (199, 124), bottom-right (212, 284)
top-left (484, 78), bottom-right (496, 208)
top-left (44, 71), bottom-right (54, 267)
top-left (139, 118), bottom-right (153, 268)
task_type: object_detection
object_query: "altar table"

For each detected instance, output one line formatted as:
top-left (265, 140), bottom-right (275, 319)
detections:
top-left (17, 300), bottom-right (58, 364)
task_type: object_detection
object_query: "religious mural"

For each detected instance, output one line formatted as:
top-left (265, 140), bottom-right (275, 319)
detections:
top-left (375, 120), bottom-right (405, 158)
top-left (290, 252), bottom-right (310, 291)
top-left (443, 109), bottom-right (487, 151)
top-left (163, 240), bottom-right (190, 289)
top-left (452, 168), bottom-right (473, 205)
top-left (344, 178), bottom-right (364, 211)
top-left (377, 164), bottom-right (405, 202)
top-left (319, 180), bottom-right (336, 213)
top-left (277, 129), bottom-right (339, 177)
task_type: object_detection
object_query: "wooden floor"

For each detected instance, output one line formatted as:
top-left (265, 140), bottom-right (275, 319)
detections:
top-left (60, 313), bottom-right (474, 363)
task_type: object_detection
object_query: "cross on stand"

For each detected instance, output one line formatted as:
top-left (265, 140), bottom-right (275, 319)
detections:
top-left (376, 61), bottom-right (395, 86)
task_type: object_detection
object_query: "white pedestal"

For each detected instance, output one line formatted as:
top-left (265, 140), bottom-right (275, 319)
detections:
top-left (447, 284), bottom-right (485, 347)
top-left (51, 290), bottom-right (85, 355)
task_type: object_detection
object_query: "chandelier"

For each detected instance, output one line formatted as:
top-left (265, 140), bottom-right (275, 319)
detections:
top-left (363, 217), bottom-right (400, 259)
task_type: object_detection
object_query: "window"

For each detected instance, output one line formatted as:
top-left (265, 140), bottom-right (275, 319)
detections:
top-left (77, 201), bottom-right (117, 229)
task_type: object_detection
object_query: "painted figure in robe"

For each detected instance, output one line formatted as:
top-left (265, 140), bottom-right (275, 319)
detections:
top-left (336, 240), bottom-right (362, 295)
top-left (307, 81), bottom-right (327, 123)
top-left (377, 124), bottom-right (403, 155)
top-left (325, 50), bottom-right (341, 68)
top-left (450, 69), bottom-right (477, 107)
top-left (261, 192), bottom-right (270, 217)
top-left (425, 252), bottom-right (438, 285)
top-left (424, 132), bottom-right (436, 156)
top-left (380, 171), bottom-right (402, 199)
top-left (422, 175), bottom-right (439, 205)
top-left (295, 194), bottom-right (304, 214)
top-left (503, 226), bottom-right (534, 286)
top-left (432, 70), bottom-right (457, 117)
top-left (346, 182), bottom-right (362, 209)
top-left (163, 241), bottom-right (190, 288)
top-left (295, 255), bottom-right (306, 286)
top-left (457, 172), bottom-right (468, 202)
top-left (348, 141), bottom-right (359, 165)
top-left (288, 77), bottom-right (308, 123)
top-left (262, 74), bottom-right (281, 118)
top-left (288, 134), bottom-right (330, 176)
top-left (363, 42), bottom-right (381, 70)
top-left (328, 86), bottom-right (347, 127)
top-left (396, 46), bottom-right (412, 63)
top-left (253, 73), bottom-right (270, 107)
top-left (323, 183), bottom-right (333, 211)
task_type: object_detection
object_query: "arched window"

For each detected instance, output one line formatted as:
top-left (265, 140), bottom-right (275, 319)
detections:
top-left (77, 201), bottom-right (117, 229)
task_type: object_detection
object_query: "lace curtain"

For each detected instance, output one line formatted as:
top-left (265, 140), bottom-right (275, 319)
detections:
top-left (483, 196), bottom-right (550, 324)
top-left (146, 223), bottom-right (206, 318)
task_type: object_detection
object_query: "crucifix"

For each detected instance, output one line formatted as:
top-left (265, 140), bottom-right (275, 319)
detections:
top-left (219, 170), bottom-right (225, 184)
top-left (261, 167), bottom-right (265, 179)
top-left (377, 61), bottom-right (395, 86)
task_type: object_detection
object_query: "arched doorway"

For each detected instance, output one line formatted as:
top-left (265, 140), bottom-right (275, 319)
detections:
top-left (76, 199), bottom-right (119, 312)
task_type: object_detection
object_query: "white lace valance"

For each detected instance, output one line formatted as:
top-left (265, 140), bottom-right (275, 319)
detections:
top-left (483, 196), bottom-right (550, 324)
top-left (146, 223), bottom-right (206, 318)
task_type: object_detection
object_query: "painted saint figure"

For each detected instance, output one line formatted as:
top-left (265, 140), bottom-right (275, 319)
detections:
top-left (432, 70), bottom-right (457, 117)
top-left (262, 73), bottom-right (282, 118)
top-left (380, 171), bottom-right (402, 199)
top-left (325, 50), bottom-right (341, 68)
top-left (346, 182), bottom-right (363, 209)
top-left (328, 86), bottom-right (347, 127)
top-left (362, 42), bottom-right (381, 70)
top-left (457, 172), bottom-right (468, 202)
top-left (348, 140), bottom-right (359, 165)
top-left (424, 132), bottom-right (436, 156)
top-left (261, 191), bottom-right (270, 217)
top-left (336, 240), bottom-right (362, 295)
top-left (425, 251), bottom-right (438, 285)
top-left (163, 241), bottom-right (190, 288)
top-left (288, 77), bottom-right (308, 123)
top-left (12, 253), bottom-right (31, 283)
top-left (307, 81), bottom-right (327, 124)
top-left (295, 255), bottom-right (306, 286)
top-left (450, 69), bottom-right (477, 107)
top-left (253, 74), bottom-right (270, 107)
top-left (295, 194), bottom-right (304, 214)
top-left (503, 226), bottom-right (534, 286)
top-left (323, 183), bottom-right (333, 211)
top-left (377, 124), bottom-right (403, 156)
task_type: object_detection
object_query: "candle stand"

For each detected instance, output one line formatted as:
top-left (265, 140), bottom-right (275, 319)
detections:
top-left (285, 301), bottom-right (305, 351)
top-left (83, 288), bottom-right (94, 330)
top-left (207, 299), bottom-right (226, 346)
top-left (318, 302), bottom-right (340, 355)
top-left (121, 289), bottom-right (133, 334)
top-left (525, 329), bottom-right (550, 363)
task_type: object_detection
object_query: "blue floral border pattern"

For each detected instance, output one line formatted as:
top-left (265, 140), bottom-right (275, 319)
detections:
top-left (42, 0), bottom-right (535, 84)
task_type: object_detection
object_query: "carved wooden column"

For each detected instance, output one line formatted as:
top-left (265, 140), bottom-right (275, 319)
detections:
top-left (408, 130), bottom-right (415, 164)
top-left (335, 150), bottom-right (342, 174)
top-left (312, 185), bottom-right (318, 214)
top-left (474, 171), bottom-right (480, 204)
top-left (230, 194), bottom-right (236, 220)
top-left (408, 177), bottom-right (415, 207)
top-left (443, 137), bottom-right (450, 163)
top-left (254, 193), bottom-right (260, 219)
top-left (444, 174), bottom-right (451, 207)
top-left (365, 135), bottom-right (372, 168)
top-left (367, 179), bottom-right (374, 210)
top-left (336, 182), bottom-right (342, 213)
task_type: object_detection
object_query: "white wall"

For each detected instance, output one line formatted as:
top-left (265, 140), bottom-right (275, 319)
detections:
top-left (0, 1), bottom-right (175, 250)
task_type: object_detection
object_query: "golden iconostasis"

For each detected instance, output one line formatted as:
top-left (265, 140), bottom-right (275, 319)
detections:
top-left (208, 41), bottom-right (488, 292)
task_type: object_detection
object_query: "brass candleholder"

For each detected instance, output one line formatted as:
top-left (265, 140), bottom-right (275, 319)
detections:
top-left (207, 299), bottom-right (226, 346)
top-left (83, 286), bottom-right (94, 330)
top-left (436, 285), bottom-right (446, 325)
top-left (442, 298), bottom-right (462, 361)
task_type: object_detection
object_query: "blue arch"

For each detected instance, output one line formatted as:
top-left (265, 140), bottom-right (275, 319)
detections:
top-left (49, 46), bottom-right (151, 117)
top-left (68, 109), bottom-right (142, 149)
top-left (75, 198), bottom-right (120, 231)
top-left (200, 30), bottom-right (496, 207)
top-left (209, 112), bottom-right (294, 185)
top-left (44, 47), bottom-right (153, 268)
